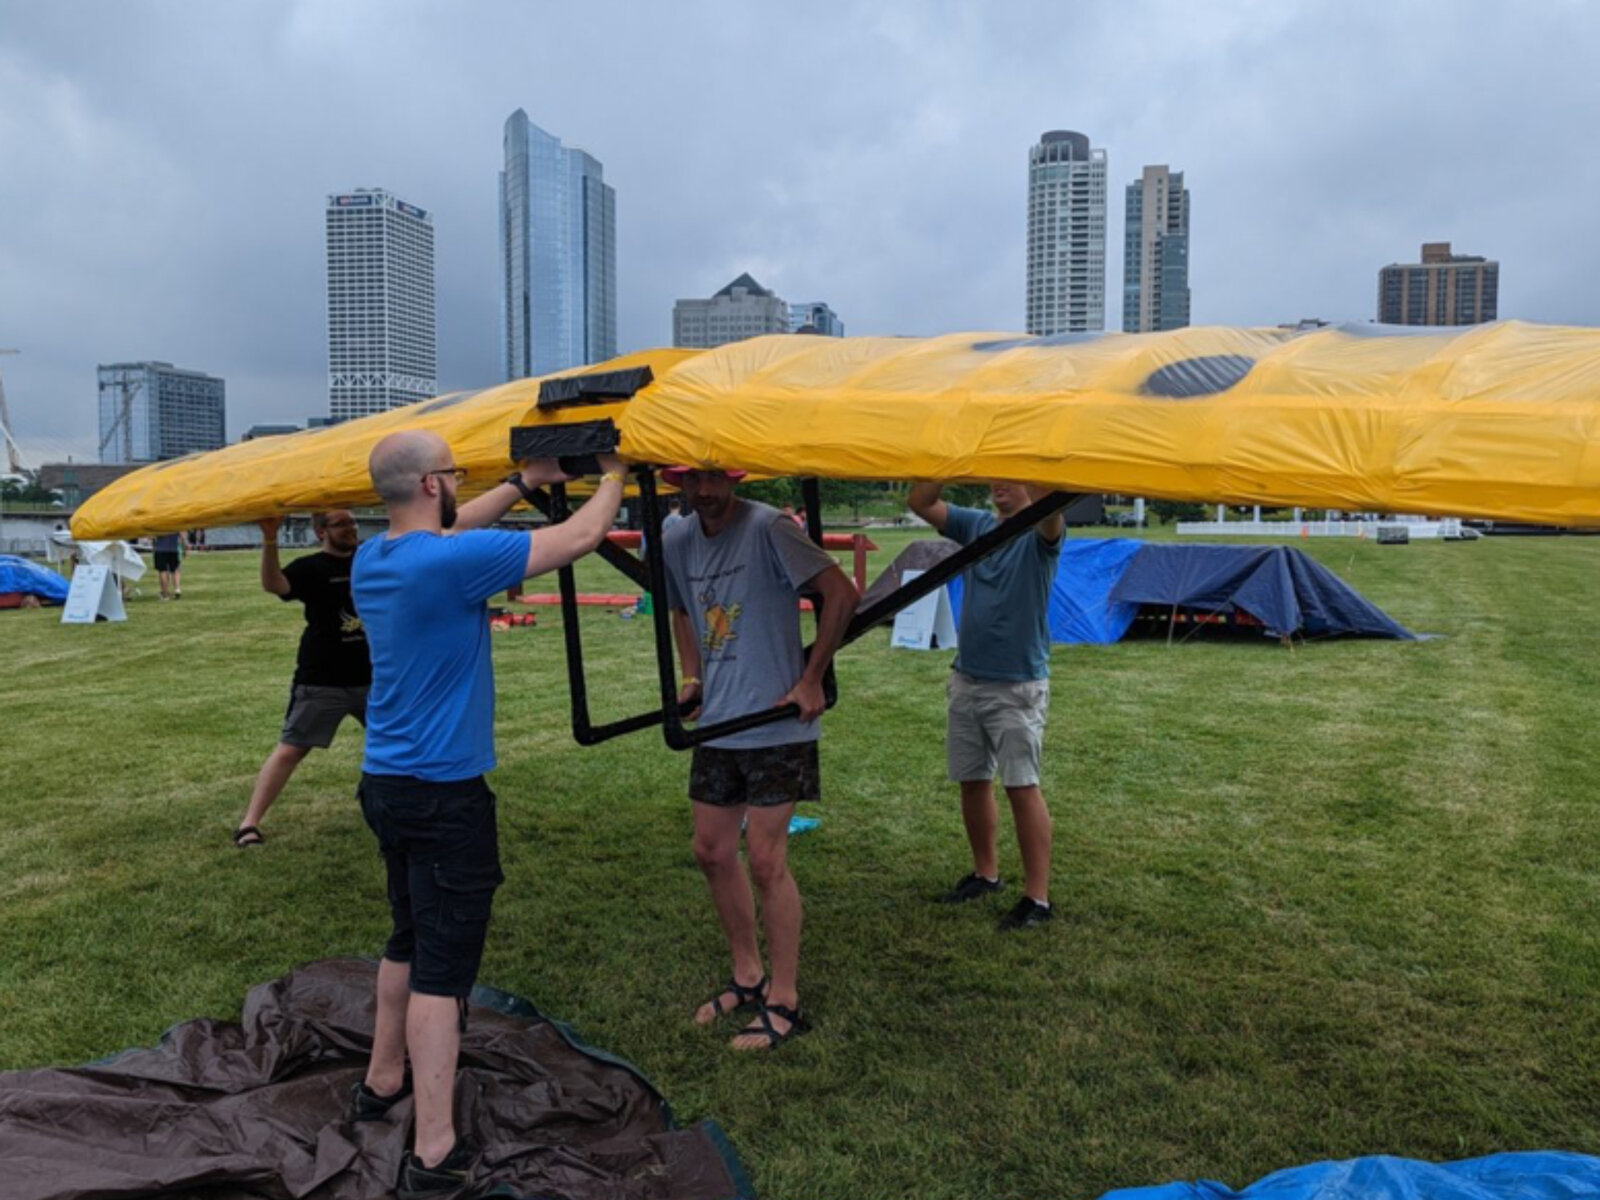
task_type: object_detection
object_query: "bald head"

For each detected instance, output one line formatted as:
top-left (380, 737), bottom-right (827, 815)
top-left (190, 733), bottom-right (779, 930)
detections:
top-left (370, 431), bottom-right (449, 506)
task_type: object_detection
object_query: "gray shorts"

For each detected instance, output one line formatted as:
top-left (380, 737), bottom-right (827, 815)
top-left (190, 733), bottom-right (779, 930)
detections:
top-left (281, 684), bottom-right (368, 749)
top-left (946, 671), bottom-right (1049, 788)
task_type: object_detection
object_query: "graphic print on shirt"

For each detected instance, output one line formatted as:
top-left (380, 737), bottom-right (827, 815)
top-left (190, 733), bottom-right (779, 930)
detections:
top-left (340, 606), bottom-right (364, 639)
top-left (698, 578), bottom-right (743, 657)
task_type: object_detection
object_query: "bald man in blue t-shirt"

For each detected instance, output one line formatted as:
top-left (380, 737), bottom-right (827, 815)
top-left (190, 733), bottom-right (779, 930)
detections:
top-left (909, 481), bottom-right (1064, 932)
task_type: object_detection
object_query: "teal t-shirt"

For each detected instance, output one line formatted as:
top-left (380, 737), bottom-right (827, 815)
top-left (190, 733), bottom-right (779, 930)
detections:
top-left (944, 506), bottom-right (1061, 682)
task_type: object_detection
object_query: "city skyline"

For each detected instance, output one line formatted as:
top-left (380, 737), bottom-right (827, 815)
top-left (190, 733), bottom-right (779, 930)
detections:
top-left (3, 2), bottom-right (1597, 461)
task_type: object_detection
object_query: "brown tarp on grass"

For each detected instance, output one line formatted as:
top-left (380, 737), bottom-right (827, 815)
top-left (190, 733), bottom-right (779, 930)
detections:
top-left (0, 957), bottom-right (753, 1200)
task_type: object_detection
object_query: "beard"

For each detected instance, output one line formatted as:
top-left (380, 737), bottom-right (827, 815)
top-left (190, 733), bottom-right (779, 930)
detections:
top-left (440, 490), bottom-right (457, 530)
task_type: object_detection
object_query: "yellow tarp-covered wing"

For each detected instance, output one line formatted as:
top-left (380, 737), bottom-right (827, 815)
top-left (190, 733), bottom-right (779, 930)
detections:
top-left (71, 350), bottom-right (697, 539)
top-left (75, 323), bottom-right (1600, 536)
top-left (620, 322), bottom-right (1600, 526)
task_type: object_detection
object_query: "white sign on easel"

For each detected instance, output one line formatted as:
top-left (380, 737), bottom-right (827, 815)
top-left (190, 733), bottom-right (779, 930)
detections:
top-left (890, 568), bottom-right (957, 650)
top-left (60, 565), bottom-right (126, 624)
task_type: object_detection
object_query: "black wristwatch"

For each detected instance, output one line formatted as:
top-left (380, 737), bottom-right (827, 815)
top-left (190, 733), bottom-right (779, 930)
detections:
top-left (503, 472), bottom-right (538, 504)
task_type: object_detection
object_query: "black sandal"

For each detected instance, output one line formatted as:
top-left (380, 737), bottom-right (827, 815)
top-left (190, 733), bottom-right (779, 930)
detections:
top-left (733, 1002), bottom-right (810, 1050)
top-left (232, 825), bottom-right (264, 848)
top-left (698, 976), bottom-right (768, 1021)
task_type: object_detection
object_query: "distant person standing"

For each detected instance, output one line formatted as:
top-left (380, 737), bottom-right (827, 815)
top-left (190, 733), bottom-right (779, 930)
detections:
top-left (350, 431), bottom-right (625, 1198)
top-left (232, 511), bottom-right (368, 848)
top-left (908, 481), bottom-right (1064, 931)
top-left (152, 531), bottom-right (184, 600)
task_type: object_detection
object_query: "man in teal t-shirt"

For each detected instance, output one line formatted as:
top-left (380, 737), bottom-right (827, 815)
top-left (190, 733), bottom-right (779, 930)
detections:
top-left (909, 481), bottom-right (1064, 931)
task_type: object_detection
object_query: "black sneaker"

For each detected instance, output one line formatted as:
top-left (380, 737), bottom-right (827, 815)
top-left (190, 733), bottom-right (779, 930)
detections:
top-left (998, 896), bottom-right (1055, 931)
top-left (938, 872), bottom-right (1005, 904)
top-left (397, 1139), bottom-right (475, 1200)
top-left (348, 1075), bottom-right (411, 1122)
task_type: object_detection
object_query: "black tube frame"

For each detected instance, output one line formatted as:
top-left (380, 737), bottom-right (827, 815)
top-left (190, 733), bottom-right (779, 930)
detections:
top-left (534, 466), bottom-right (1075, 750)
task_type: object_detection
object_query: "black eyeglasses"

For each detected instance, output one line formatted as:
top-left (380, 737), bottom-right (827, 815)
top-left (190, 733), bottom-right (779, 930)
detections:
top-left (322, 518), bottom-right (357, 530)
top-left (423, 468), bottom-right (468, 483)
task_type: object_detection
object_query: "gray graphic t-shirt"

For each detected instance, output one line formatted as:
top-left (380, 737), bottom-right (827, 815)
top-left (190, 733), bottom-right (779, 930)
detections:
top-left (663, 500), bottom-right (838, 750)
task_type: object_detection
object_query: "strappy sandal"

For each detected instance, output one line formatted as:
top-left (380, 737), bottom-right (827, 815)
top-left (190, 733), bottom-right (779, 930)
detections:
top-left (732, 1002), bottom-right (810, 1051)
top-left (697, 975), bottom-right (767, 1023)
top-left (232, 825), bottom-right (264, 848)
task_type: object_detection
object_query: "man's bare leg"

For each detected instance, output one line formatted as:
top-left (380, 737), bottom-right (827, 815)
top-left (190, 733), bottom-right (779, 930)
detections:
top-left (690, 801), bottom-right (763, 1023)
top-left (237, 743), bottom-right (312, 833)
top-left (1005, 784), bottom-right (1052, 904)
top-left (959, 779), bottom-right (1001, 879)
top-left (733, 804), bottom-right (802, 1050)
top-left (407, 993), bottom-right (461, 1167)
top-left (365, 956), bottom-right (409, 1096)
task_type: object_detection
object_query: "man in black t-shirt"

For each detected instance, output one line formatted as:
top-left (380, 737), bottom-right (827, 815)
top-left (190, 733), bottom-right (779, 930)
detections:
top-left (233, 511), bottom-right (370, 847)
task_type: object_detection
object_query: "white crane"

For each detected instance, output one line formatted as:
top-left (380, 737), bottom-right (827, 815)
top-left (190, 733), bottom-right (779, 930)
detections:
top-left (0, 349), bottom-right (26, 479)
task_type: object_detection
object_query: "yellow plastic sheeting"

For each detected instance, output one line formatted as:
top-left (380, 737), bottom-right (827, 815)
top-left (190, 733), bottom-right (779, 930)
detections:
top-left (71, 350), bottom-right (695, 539)
top-left (622, 322), bottom-right (1600, 526)
top-left (75, 323), bottom-right (1600, 537)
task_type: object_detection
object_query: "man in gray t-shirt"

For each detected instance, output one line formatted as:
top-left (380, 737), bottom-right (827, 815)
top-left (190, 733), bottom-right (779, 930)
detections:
top-left (909, 481), bottom-right (1065, 932)
top-left (662, 467), bottom-right (857, 1050)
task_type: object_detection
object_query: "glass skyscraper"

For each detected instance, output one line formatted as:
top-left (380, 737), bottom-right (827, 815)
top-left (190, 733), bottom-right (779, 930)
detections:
top-left (500, 110), bottom-right (617, 379)
top-left (1122, 165), bottom-right (1191, 333)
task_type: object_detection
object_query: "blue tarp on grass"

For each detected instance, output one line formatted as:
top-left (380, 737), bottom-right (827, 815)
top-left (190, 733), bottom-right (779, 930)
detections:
top-left (1100, 1151), bottom-right (1600, 1200)
top-left (945, 540), bottom-right (1414, 645)
top-left (0, 555), bottom-right (70, 605)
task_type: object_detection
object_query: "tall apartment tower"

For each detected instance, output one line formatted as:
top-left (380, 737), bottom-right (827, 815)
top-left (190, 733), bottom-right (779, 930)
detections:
top-left (1123, 166), bottom-right (1191, 333)
top-left (1025, 130), bottom-right (1108, 335)
top-left (673, 274), bottom-right (791, 348)
top-left (1378, 243), bottom-right (1499, 325)
top-left (97, 362), bottom-right (225, 464)
top-left (325, 188), bottom-right (436, 422)
top-left (500, 110), bottom-right (617, 379)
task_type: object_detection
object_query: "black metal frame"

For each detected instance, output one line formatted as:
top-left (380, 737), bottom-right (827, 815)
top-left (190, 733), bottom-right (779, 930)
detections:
top-left (510, 419), bottom-right (1075, 750)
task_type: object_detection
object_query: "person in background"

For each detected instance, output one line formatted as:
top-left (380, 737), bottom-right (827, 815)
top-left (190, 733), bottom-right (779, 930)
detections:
top-left (152, 531), bottom-right (185, 599)
top-left (232, 511), bottom-right (368, 848)
top-left (908, 480), bottom-right (1064, 931)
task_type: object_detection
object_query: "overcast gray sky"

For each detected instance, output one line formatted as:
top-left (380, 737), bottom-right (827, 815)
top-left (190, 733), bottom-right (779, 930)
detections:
top-left (3, 0), bottom-right (1597, 463)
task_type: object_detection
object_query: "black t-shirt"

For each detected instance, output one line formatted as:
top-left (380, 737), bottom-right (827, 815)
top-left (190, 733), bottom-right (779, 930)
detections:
top-left (282, 551), bottom-right (371, 687)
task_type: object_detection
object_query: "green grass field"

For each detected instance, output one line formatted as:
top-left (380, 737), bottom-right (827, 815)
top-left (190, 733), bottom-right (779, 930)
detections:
top-left (3, 530), bottom-right (1598, 1199)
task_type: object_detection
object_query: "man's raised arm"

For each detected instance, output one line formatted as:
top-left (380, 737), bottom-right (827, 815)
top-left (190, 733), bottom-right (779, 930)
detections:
top-left (908, 482), bottom-right (950, 534)
top-left (258, 518), bottom-right (291, 596)
top-left (521, 454), bottom-right (628, 580)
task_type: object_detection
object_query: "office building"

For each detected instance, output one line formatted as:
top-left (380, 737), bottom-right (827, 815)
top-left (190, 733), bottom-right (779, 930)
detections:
top-left (788, 301), bottom-right (845, 337)
top-left (1026, 130), bottom-right (1107, 335)
top-left (326, 188), bottom-right (436, 422)
top-left (97, 362), bottom-right (225, 464)
top-left (1378, 243), bottom-right (1499, 325)
top-left (1122, 165), bottom-right (1191, 332)
top-left (500, 110), bottom-right (617, 378)
top-left (673, 274), bottom-right (791, 348)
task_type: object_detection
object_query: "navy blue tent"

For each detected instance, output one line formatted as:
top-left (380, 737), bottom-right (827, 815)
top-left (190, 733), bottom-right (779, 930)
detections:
top-left (945, 540), bottom-right (1414, 644)
top-left (0, 555), bottom-right (70, 606)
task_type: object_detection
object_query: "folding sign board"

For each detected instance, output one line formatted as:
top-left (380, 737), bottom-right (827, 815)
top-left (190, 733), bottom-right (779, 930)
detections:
top-left (60, 565), bottom-right (126, 624)
top-left (890, 569), bottom-right (957, 651)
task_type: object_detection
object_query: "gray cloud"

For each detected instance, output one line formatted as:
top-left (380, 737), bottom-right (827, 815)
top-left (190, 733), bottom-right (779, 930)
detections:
top-left (2, 0), bottom-right (1596, 462)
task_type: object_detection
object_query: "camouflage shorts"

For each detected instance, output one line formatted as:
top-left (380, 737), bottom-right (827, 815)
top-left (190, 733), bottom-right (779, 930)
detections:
top-left (689, 742), bottom-right (820, 808)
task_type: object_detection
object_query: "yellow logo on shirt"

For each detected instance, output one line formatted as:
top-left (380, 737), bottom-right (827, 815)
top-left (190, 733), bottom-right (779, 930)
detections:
top-left (698, 584), bottom-right (741, 653)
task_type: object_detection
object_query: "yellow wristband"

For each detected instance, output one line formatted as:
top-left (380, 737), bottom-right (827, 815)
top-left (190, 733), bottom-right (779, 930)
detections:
top-left (681, 676), bottom-right (701, 687)
top-left (600, 471), bottom-right (625, 485)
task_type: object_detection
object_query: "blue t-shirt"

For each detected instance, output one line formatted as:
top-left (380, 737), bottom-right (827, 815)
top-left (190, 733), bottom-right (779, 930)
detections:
top-left (944, 505), bottom-right (1061, 682)
top-left (352, 529), bottom-right (530, 781)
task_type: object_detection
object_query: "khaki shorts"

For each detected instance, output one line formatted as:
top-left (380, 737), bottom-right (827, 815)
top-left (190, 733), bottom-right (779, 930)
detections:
top-left (946, 672), bottom-right (1049, 788)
